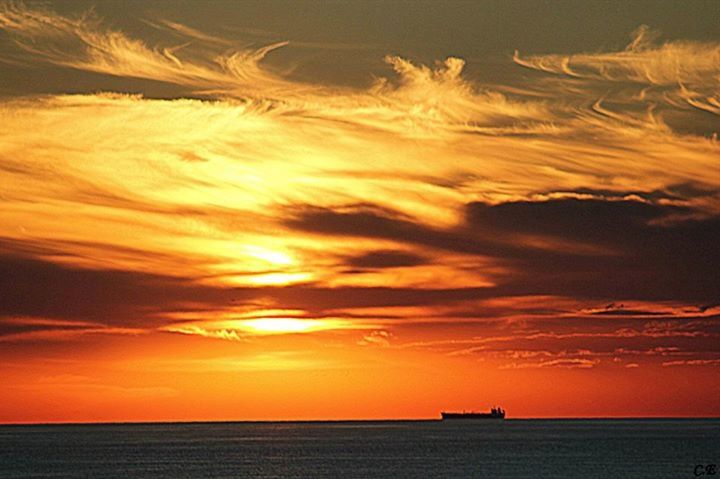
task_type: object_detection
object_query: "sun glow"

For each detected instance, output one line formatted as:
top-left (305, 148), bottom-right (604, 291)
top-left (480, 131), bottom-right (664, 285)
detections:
top-left (1, 3), bottom-right (719, 423)
top-left (235, 318), bottom-right (355, 334)
top-left (242, 272), bottom-right (313, 286)
top-left (161, 317), bottom-right (368, 337)
top-left (243, 245), bottom-right (294, 266)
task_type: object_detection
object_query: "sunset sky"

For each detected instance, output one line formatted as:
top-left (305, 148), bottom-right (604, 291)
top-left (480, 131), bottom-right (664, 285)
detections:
top-left (1, 0), bottom-right (719, 423)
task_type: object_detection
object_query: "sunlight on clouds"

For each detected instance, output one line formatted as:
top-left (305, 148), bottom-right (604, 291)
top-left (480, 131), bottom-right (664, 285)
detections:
top-left (162, 317), bottom-right (372, 338)
top-left (1, 3), bottom-right (719, 422)
top-left (0, 4), bottom-right (307, 98)
top-left (243, 245), bottom-right (294, 266)
top-left (0, 5), bottom-right (718, 344)
top-left (514, 25), bottom-right (720, 88)
top-left (239, 272), bottom-right (314, 286)
top-left (237, 318), bottom-right (347, 334)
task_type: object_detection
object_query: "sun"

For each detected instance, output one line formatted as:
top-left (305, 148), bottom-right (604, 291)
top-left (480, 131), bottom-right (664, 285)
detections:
top-left (233, 318), bottom-right (353, 335)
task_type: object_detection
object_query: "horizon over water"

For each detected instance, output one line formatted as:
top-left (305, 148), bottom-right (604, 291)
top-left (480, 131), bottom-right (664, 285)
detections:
top-left (3, 415), bottom-right (720, 425)
top-left (1, 418), bottom-right (718, 478)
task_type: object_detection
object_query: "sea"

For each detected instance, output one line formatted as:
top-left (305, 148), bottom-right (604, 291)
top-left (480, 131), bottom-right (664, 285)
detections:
top-left (1, 419), bottom-right (718, 478)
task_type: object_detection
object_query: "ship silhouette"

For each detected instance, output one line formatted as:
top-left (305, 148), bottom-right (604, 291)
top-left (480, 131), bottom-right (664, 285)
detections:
top-left (441, 406), bottom-right (505, 420)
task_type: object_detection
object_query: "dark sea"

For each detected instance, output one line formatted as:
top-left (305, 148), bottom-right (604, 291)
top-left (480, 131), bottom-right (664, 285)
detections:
top-left (1, 419), bottom-right (718, 478)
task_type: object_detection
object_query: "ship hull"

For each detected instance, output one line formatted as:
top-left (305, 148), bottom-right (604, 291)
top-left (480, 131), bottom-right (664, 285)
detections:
top-left (441, 412), bottom-right (505, 420)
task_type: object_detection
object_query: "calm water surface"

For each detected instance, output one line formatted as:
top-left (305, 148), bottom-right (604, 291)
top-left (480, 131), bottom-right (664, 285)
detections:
top-left (1, 419), bottom-right (718, 478)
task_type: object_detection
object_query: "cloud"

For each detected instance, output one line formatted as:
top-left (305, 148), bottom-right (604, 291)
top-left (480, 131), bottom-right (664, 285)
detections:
top-left (588, 304), bottom-right (666, 316)
top-left (500, 358), bottom-right (600, 369)
top-left (514, 25), bottom-right (720, 88)
top-left (0, 3), bottom-right (550, 133)
top-left (285, 204), bottom-right (601, 263)
top-left (408, 314), bottom-right (720, 371)
top-left (513, 25), bottom-right (720, 137)
top-left (288, 197), bottom-right (720, 302)
top-left (0, 314), bottom-right (145, 342)
top-left (0, 239), bottom-right (500, 341)
top-left (369, 55), bottom-right (550, 134)
top-left (357, 330), bottom-right (393, 347)
top-left (0, 4), bottom-right (717, 364)
top-left (345, 250), bottom-right (428, 269)
top-left (0, 248), bottom-right (239, 324)
top-left (0, 3), bottom-right (301, 98)
top-left (662, 359), bottom-right (720, 367)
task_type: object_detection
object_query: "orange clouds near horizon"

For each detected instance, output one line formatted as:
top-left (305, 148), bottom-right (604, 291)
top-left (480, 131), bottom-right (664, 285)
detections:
top-left (0, 3), bottom-right (718, 422)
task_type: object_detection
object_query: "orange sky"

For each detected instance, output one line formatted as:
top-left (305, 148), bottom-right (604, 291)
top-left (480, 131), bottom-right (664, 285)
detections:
top-left (0, 2), bottom-right (719, 422)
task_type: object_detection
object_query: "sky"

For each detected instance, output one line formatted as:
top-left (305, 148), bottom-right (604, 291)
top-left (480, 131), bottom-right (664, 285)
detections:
top-left (0, 0), bottom-right (719, 422)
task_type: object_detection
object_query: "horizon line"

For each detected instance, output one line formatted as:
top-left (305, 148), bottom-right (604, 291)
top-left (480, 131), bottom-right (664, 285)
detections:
top-left (2, 416), bottom-right (719, 426)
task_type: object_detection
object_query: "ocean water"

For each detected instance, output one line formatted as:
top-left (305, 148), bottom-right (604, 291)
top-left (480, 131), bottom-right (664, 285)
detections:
top-left (1, 419), bottom-right (718, 478)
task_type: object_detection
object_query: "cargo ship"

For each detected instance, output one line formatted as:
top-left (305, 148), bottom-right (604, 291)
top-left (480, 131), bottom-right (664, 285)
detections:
top-left (441, 407), bottom-right (505, 420)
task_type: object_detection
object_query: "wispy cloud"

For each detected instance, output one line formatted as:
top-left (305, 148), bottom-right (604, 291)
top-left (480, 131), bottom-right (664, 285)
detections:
top-left (358, 330), bottom-right (393, 347)
top-left (500, 358), bottom-right (600, 369)
top-left (0, 3), bottom-right (301, 97)
top-left (514, 25), bottom-right (720, 87)
top-left (662, 359), bottom-right (720, 367)
top-left (0, 5), bottom-right (717, 368)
